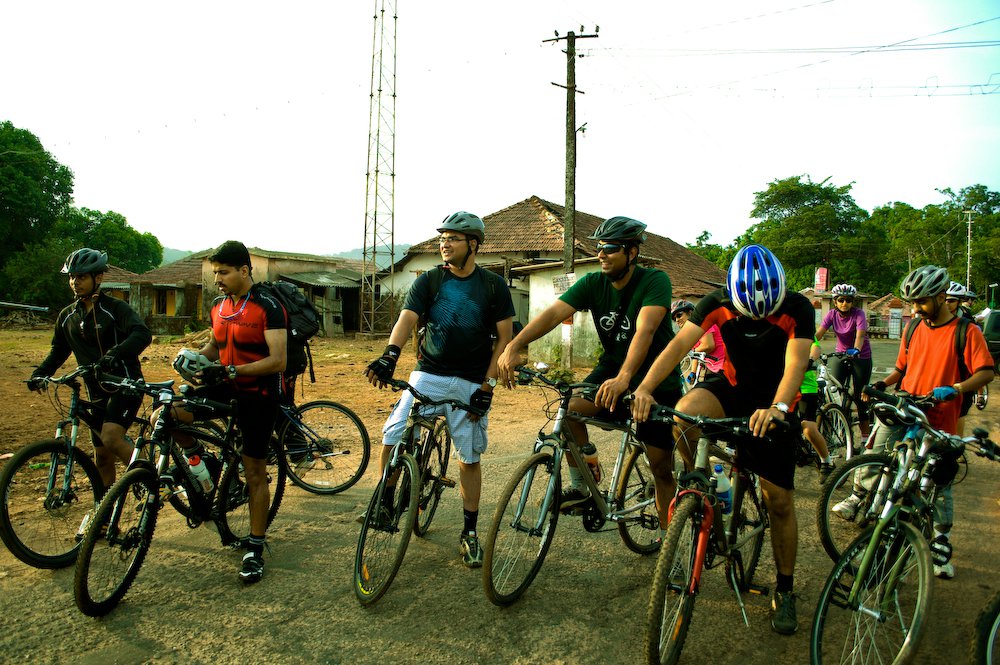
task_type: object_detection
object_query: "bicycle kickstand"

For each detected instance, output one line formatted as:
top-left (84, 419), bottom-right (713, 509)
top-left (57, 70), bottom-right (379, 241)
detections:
top-left (727, 566), bottom-right (751, 628)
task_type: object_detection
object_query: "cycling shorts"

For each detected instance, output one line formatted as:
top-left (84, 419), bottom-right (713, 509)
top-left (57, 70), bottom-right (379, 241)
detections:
top-left (580, 365), bottom-right (681, 451)
top-left (191, 384), bottom-right (280, 460)
top-left (83, 385), bottom-right (144, 445)
top-left (797, 393), bottom-right (819, 422)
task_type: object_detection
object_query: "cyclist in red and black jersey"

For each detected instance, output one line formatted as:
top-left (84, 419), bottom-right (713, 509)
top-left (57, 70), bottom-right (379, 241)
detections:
top-left (632, 244), bottom-right (814, 636)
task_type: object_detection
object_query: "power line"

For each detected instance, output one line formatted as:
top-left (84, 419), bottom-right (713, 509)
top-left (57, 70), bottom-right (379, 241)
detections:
top-left (589, 40), bottom-right (1000, 57)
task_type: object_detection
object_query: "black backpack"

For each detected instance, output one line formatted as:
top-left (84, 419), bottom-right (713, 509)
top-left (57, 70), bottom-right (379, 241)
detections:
top-left (257, 281), bottom-right (321, 382)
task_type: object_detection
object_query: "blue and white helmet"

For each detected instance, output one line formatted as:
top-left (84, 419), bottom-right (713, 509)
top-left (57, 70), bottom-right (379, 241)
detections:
top-left (727, 244), bottom-right (787, 319)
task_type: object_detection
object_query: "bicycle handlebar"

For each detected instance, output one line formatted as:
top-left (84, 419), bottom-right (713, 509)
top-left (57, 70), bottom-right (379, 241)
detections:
top-left (388, 378), bottom-right (486, 417)
top-left (643, 402), bottom-right (788, 440)
top-left (513, 365), bottom-right (599, 394)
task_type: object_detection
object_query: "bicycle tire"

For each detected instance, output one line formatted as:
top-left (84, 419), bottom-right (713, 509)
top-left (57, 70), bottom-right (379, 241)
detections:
top-left (971, 590), bottom-right (1000, 665)
top-left (73, 467), bottom-right (160, 616)
top-left (0, 439), bottom-right (103, 569)
top-left (727, 474), bottom-right (766, 590)
top-left (816, 452), bottom-right (894, 562)
top-left (818, 403), bottom-right (854, 460)
top-left (615, 445), bottom-right (660, 555)
top-left (645, 493), bottom-right (700, 665)
top-left (810, 521), bottom-right (934, 665)
top-left (482, 451), bottom-right (560, 607)
top-left (413, 418), bottom-right (451, 537)
top-left (278, 400), bottom-right (371, 495)
top-left (353, 453), bottom-right (420, 606)
top-left (214, 442), bottom-right (286, 547)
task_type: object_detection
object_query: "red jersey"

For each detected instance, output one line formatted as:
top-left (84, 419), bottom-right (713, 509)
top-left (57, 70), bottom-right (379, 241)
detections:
top-left (210, 284), bottom-right (287, 394)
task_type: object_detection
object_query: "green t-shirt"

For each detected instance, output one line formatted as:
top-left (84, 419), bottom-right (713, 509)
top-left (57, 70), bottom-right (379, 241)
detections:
top-left (800, 339), bottom-right (820, 394)
top-left (559, 266), bottom-right (680, 393)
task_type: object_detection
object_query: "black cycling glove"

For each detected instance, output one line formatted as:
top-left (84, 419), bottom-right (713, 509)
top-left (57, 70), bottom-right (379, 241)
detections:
top-left (97, 351), bottom-right (120, 371)
top-left (26, 376), bottom-right (46, 392)
top-left (469, 388), bottom-right (493, 415)
top-left (200, 364), bottom-right (230, 385)
top-left (367, 344), bottom-right (401, 383)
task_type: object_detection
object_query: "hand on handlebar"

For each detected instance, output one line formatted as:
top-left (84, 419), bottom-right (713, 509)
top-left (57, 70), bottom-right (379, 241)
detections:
top-left (26, 376), bottom-right (46, 392)
top-left (629, 387), bottom-right (657, 423)
top-left (931, 385), bottom-right (958, 401)
top-left (749, 406), bottom-right (786, 438)
top-left (364, 344), bottom-right (400, 389)
top-left (595, 375), bottom-right (629, 411)
top-left (496, 345), bottom-right (526, 389)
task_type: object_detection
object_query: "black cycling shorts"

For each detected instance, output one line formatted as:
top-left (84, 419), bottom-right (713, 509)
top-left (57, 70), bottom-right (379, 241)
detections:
top-left (697, 373), bottom-right (798, 490)
top-left (581, 365), bottom-right (681, 451)
top-left (84, 384), bottom-right (144, 445)
top-left (797, 392), bottom-right (819, 422)
top-left (190, 384), bottom-right (280, 460)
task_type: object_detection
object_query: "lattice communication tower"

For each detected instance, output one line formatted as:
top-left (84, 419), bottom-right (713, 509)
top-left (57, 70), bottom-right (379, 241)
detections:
top-left (360, 0), bottom-right (398, 334)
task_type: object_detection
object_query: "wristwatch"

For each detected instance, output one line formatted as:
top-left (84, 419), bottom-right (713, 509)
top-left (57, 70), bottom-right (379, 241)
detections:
top-left (771, 402), bottom-right (789, 414)
top-left (227, 364), bottom-right (238, 380)
top-left (486, 377), bottom-right (498, 388)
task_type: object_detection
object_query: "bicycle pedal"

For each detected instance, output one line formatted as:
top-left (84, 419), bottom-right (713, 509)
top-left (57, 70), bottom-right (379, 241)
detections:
top-left (748, 583), bottom-right (770, 596)
top-left (439, 476), bottom-right (457, 488)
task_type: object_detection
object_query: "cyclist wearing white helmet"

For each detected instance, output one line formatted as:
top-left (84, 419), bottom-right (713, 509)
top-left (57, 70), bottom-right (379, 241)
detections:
top-left (816, 283), bottom-right (873, 438)
top-left (29, 248), bottom-right (151, 489)
top-left (633, 244), bottom-right (815, 636)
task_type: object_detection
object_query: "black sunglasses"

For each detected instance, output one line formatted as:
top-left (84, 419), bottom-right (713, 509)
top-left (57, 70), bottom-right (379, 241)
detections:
top-left (596, 242), bottom-right (626, 255)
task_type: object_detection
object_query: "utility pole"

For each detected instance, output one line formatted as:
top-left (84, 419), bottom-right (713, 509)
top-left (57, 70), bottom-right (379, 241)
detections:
top-left (963, 209), bottom-right (974, 289)
top-left (545, 27), bottom-right (598, 274)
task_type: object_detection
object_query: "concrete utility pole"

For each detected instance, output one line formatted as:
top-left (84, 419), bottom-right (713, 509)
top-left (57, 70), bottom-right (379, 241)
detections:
top-left (545, 27), bottom-right (598, 274)
top-left (963, 209), bottom-right (975, 290)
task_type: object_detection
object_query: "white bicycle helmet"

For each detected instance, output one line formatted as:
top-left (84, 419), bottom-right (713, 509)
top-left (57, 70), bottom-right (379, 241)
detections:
top-left (727, 244), bottom-right (787, 319)
top-left (946, 281), bottom-right (967, 297)
top-left (831, 283), bottom-right (857, 298)
top-left (900, 265), bottom-right (949, 301)
top-left (173, 349), bottom-right (218, 383)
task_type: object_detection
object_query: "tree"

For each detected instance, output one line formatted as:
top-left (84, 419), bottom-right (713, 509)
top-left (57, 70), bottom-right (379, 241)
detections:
top-left (0, 121), bottom-right (74, 269)
top-left (685, 230), bottom-right (734, 270)
top-left (54, 207), bottom-right (162, 274)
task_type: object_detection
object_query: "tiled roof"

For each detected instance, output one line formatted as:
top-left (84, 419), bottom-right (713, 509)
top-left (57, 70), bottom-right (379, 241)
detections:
top-left (406, 195), bottom-right (726, 297)
top-left (105, 264), bottom-right (139, 281)
top-left (136, 251), bottom-right (209, 285)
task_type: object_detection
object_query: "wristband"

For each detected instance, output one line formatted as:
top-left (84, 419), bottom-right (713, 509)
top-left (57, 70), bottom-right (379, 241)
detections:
top-left (383, 344), bottom-right (401, 359)
top-left (952, 383), bottom-right (963, 394)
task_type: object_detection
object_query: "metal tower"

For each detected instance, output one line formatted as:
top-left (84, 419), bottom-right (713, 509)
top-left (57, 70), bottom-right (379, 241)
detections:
top-left (360, 0), bottom-right (398, 335)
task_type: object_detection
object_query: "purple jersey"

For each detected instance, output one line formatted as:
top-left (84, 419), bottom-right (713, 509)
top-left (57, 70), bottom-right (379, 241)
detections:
top-left (820, 307), bottom-right (872, 359)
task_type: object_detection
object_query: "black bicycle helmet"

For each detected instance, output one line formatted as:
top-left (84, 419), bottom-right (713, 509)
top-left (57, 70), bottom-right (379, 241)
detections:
top-left (671, 299), bottom-right (695, 316)
top-left (587, 216), bottom-right (647, 244)
top-left (61, 248), bottom-right (109, 275)
top-left (437, 211), bottom-right (485, 243)
top-left (899, 265), bottom-right (949, 301)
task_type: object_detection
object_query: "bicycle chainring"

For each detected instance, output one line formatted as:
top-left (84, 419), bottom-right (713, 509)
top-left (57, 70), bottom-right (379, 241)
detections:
top-left (581, 500), bottom-right (606, 532)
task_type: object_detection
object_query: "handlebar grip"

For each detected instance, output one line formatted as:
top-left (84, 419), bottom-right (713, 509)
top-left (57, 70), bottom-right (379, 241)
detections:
top-left (980, 439), bottom-right (1000, 462)
top-left (862, 384), bottom-right (903, 405)
top-left (185, 397), bottom-right (235, 415)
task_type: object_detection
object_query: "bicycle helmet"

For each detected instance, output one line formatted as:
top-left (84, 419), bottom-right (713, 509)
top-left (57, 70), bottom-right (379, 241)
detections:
top-left (899, 265), bottom-right (949, 301)
top-left (173, 348), bottom-right (219, 383)
top-left (437, 211), bottom-right (485, 243)
top-left (726, 245), bottom-right (786, 319)
top-left (587, 216), bottom-right (647, 244)
top-left (946, 281), bottom-right (967, 297)
top-left (61, 248), bottom-right (108, 275)
top-left (831, 283), bottom-right (857, 298)
top-left (671, 299), bottom-right (695, 316)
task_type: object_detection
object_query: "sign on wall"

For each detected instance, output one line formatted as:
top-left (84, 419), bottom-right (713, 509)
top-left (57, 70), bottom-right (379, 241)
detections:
top-left (814, 267), bottom-right (829, 292)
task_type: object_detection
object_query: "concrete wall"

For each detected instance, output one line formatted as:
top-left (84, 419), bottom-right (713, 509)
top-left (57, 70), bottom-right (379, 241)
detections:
top-left (525, 264), bottom-right (604, 367)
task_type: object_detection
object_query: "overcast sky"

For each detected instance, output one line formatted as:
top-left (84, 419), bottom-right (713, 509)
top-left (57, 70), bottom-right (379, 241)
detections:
top-left (3, 1), bottom-right (998, 256)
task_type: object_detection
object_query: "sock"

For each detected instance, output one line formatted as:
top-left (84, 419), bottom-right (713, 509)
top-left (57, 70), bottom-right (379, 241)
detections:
top-left (463, 509), bottom-right (478, 535)
top-left (823, 455), bottom-right (832, 464)
top-left (247, 534), bottom-right (265, 557)
top-left (776, 572), bottom-right (793, 594)
top-left (568, 466), bottom-right (585, 490)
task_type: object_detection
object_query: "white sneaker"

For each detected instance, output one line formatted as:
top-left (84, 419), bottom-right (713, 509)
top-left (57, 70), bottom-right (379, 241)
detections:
top-left (934, 562), bottom-right (955, 579)
top-left (832, 494), bottom-right (862, 520)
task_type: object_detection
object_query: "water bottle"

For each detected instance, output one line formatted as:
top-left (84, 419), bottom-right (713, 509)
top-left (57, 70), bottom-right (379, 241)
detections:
top-left (187, 454), bottom-right (214, 493)
top-left (713, 464), bottom-right (731, 515)
top-left (581, 442), bottom-right (601, 482)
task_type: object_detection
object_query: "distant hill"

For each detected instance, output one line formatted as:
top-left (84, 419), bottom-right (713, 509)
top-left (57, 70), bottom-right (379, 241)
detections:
top-left (159, 245), bottom-right (411, 267)
top-left (161, 248), bottom-right (194, 266)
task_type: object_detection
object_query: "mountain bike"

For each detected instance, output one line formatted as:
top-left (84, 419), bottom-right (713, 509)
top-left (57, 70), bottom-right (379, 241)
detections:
top-left (353, 378), bottom-right (472, 606)
top-left (816, 352), bottom-right (859, 459)
top-left (678, 350), bottom-right (716, 395)
top-left (809, 386), bottom-right (999, 665)
top-left (275, 399), bottom-right (370, 495)
top-left (73, 377), bottom-right (286, 616)
top-left (481, 364), bottom-right (660, 607)
top-left (0, 365), bottom-right (147, 569)
top-left (643, 404), bottom-right (774, 665)
top-left (972, 590), bottom-right (1000, 665)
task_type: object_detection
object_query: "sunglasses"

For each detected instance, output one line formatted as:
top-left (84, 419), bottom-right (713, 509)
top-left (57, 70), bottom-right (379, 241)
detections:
top-left (834, 297), bottom-right (853, 303)
top-left (596, 242), bottom-right (626, 255)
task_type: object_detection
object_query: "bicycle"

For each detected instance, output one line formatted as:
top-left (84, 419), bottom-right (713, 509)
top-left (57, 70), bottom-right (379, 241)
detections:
top-left (481, 364), bottom-right (660, 607)
top-left (816, 352), bottom-right (860, 460)
top-left (809, 386), bottom-right (999, 665)
top-left (678, 350), bottom-right (716, 395)
top-left (73, 376), bottom-right (286, 616)
top-left (0, 365), bottom-right (148, 569)
top-left (643, 404), bottom-right (775, 665)
top-left (353, 378), bottom-right (471, 606)
top-left (972, 590), bottom-right (1000, 665)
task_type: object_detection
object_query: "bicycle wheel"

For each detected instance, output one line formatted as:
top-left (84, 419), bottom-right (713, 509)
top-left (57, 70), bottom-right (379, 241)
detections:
top-left (727, 474), bottom-right (766, 591)
top-left (810, 521), bottom-right (934, 665)
top-left (975, 383), bottom-right (988, 410)
top-left (816, 453), bottom-right (894, 562)
top-left (279, 400), bottom-right (371, 495)
top-left (678, 356), bottom-right (693, 395)
top-left (972, 590), bottom-right (1000, 665)
top-left (0, 439), bottom-right (103, 569)
top-left (413, 418), bottom-right (451, 537)
top-left (482, 451), bottom-right (560, 606)
top-left (164, 423), bottom-right (227, 521)
top-left (73, 467), bottom-right (160, 617)
top-left (354, 453), bottom-right (420, 605)
top-left (818, 404), bottom-right (854, 460)
top-left (214, 443), bottom-right (286, 547)
top-left (645, 493), bottom-right (700, 665)
top-left (615, 445), bottom-right (660, 554)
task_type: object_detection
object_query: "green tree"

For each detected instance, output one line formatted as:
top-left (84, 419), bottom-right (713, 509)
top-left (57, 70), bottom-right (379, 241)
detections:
top-left (685, 230), bottom-right (734, 270)
top-left (55, 207), bottom-right (162, 274)
top-left (0, 121), bottom-right (74, 270)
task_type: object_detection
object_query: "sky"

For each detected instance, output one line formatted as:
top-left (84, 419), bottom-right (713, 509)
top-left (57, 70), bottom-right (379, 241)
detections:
top-left (3, 1), bottom-right (998, 257)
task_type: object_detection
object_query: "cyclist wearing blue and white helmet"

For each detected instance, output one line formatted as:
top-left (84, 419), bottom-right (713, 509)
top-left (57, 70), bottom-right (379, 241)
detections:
top-left (633, 244), bottom-right (815, 636)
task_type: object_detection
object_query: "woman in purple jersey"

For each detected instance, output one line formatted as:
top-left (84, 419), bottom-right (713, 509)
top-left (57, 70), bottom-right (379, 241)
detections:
top-left (816, 283), bottom-right (872, 437)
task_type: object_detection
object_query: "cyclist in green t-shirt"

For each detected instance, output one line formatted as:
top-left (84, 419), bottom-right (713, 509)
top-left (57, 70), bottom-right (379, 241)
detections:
top-left (800, 339), bottom-right (835, 479)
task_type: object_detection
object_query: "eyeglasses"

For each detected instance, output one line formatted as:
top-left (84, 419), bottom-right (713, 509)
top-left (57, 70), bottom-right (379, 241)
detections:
top-left (945, 298), bottom-right (959, 303)
top-left (671, 314), bottom-right (685, 322)
top-left (596, 242), bottom-right (625, 255)
top-left (834, 297), bottom-right (853, 303)
top-left (439, 235), bottom-right (465, 245)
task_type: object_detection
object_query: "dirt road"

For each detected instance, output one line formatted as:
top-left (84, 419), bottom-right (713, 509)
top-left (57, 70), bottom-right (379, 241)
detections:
top-left (1, 330), bottom-right (997, 664)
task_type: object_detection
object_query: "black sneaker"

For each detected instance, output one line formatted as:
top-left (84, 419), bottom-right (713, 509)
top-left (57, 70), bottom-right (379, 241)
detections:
top-left (560, 487), bottom-right (591, 511)
top-left (239, 551), bottom-right (265, 584)
top-left (818, 461), bottom-right (836, 482)
top-left (771, 591), bottom-right (798, 635)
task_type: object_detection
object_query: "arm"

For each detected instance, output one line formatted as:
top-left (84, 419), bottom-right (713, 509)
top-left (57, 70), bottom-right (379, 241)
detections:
top-left (108, 301), bottom-right (152, 361)
top-left (815, 325), bottom-right (828, 342)
top-left (749, 337), bottom-right (811, 437)
top-left (497, 299), bottom-right (577, 387)
top-left (364, 309), bottom-right (419, 388)
top-left (595, 304), bottom-right (667, 411)
top-left (693, 331), bottom-right (715, 354)
top-left (631, 321), bottom-right (705, 422)
top-left (234, 328), bottom-right (287, 376)
top-left (852, 326), bottom-right (866, 352)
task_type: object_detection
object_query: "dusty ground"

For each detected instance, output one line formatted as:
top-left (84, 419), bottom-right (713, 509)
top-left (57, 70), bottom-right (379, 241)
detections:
top-left (0, 329), bottom-right (998, 665)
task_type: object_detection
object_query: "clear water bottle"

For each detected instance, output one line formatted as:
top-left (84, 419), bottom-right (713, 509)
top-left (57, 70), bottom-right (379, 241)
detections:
top-left (713, 464), bottom-right (731, 515)
top-left (187, 454), bottom-right (214, 493)
top-left (581, 442), bottom-right (601, 482)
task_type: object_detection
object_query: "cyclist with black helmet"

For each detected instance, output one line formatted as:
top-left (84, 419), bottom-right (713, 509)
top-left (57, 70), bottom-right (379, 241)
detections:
top-left (671, 298), bottom-right (725, 382)
top-left (632, 244), bottom-right (814, 636)
top-left (365, 212), bottom-right (515, 568)
top-left (497, 215), bottom-right (681, 536)
top-left (838, 265), bottom-right (994, 579)
top-left (28, 248), bottom-right (152, 489)
top-left (816, 283), bottom-right (873, 438)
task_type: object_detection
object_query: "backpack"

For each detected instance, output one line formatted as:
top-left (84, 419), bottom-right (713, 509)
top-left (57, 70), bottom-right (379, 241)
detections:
top-left (257, 281), bottom-right (321, 382)
top-left (902, 316), bottom-right (970, 380)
